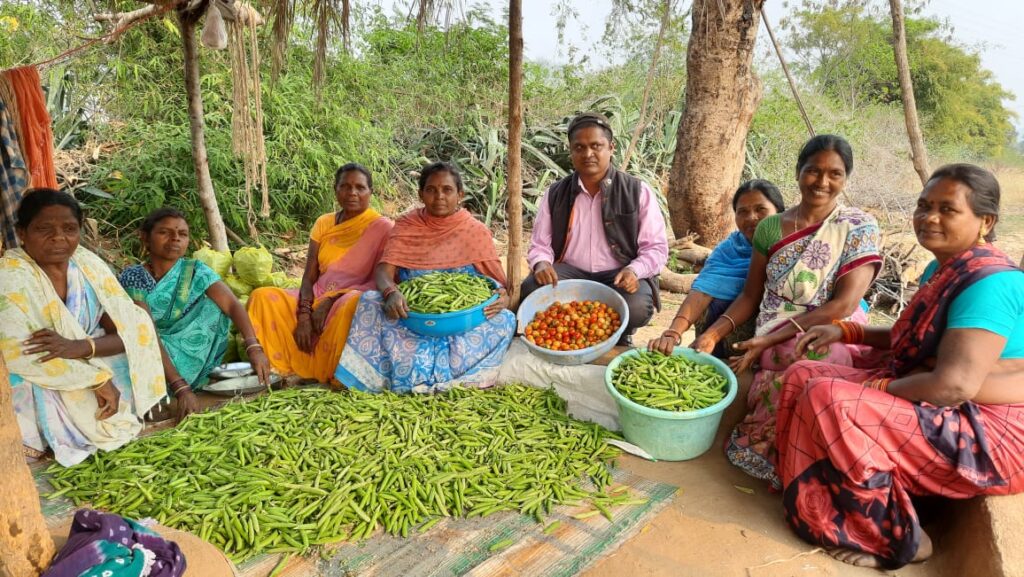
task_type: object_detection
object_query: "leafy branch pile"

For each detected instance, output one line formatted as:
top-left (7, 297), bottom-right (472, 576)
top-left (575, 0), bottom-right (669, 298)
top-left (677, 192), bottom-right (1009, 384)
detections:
top-left (46, 386), bottom-right (626, 562)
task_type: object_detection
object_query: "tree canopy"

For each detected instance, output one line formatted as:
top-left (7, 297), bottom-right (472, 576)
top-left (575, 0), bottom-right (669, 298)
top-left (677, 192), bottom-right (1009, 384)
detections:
top-left (783, 0), bottom-right (1016, 157)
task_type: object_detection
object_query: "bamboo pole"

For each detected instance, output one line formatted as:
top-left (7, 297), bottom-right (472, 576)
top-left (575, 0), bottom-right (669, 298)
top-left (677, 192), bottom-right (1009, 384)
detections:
top-left (889, 0), bottom-right (931, 185)
top-left (180, 6), bottom-right (230, 252)
top-left (621, 0), bottom-right (672, 172)
top-left (761, 6), bottom-right (814, 138)
top-left (0, 353), bottom-right (55, 576)
top-left (505, 0), bottom-right (524, 306)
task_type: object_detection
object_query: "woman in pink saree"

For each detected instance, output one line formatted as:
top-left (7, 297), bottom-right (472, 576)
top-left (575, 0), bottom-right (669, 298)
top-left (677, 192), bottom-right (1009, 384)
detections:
top-left (247, 164), bottom-right (393, 383)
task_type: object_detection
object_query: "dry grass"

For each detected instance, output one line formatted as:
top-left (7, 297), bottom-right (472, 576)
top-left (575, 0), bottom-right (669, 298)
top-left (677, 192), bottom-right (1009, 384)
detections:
top-left (991, 166), bottom-right (1024, 264)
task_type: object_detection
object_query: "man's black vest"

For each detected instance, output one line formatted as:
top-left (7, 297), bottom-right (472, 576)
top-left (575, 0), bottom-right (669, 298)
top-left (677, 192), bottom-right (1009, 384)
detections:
top-left (548, 166), bottom-right (642, 264)
top-left (547, 166), bottom-right (660, 310)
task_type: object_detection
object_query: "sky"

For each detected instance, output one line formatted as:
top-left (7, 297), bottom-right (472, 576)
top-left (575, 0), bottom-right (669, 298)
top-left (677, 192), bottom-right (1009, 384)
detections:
top-left (374, 0), bottom-right (1024, 132)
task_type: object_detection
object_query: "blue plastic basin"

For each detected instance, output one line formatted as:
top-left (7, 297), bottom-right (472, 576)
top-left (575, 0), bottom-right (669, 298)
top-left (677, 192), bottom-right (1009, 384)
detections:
top-left (604, 347), bottom-right (738, 461)
top-left (516, 279), bottom-right (629, 366)
top-left (400, 277), bottom-right (500, 338)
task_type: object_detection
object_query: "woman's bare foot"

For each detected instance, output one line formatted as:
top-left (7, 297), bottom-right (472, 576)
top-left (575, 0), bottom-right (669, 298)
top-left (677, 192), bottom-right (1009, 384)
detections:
top-left (826, 547), bottom-right (880, 568)
top-left (914, 530), bottom-right (934, 562)
top-left (826, 528), bottom-right (933, 567)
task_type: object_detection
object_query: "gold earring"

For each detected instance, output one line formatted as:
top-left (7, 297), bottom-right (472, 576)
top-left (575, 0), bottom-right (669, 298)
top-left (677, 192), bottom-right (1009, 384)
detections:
top-left (978, 228), bottom-right (987, 245)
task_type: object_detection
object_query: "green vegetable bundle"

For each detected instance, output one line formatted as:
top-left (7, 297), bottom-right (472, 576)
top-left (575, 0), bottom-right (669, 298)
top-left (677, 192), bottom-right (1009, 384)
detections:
top-left (46, 386), bottom-right (623, 561)
top-left (193, 247), bottom-right (232, 279)
top-left (223, 275), bottom-right (253, 298)
top-left (233, 246), bottom-right (274, 287)
top-left (399, 272), bottom-right (493, 314)
top-left (611, 351), bottom-right (729, 411)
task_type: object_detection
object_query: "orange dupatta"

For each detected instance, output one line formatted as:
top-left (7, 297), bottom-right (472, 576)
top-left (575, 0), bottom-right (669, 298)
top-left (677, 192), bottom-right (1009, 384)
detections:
top-left (382, 208), bottom-right (506, 285)
top-left (2, 67), bottom-right (56, 189)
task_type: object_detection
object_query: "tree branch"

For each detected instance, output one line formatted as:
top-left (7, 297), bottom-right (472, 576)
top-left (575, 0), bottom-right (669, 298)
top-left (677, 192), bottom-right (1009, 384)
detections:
top-left (95, 0), bottom-right (196, 31)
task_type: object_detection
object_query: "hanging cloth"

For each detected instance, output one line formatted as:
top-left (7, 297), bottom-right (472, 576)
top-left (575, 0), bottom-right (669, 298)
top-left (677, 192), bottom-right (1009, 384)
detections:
top-left (2, 66), bottom-right (57, 189)
top-left (0, 80), bottom-right (29, 249)
top-left (0, 76), bottom-right (27, 160)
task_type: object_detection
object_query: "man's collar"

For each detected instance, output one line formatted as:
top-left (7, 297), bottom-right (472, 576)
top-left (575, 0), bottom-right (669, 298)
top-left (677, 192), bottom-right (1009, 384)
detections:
top-left (576, 166), bottom-right (616, 197)
top-left (577, 176), bottom-right (599, 197)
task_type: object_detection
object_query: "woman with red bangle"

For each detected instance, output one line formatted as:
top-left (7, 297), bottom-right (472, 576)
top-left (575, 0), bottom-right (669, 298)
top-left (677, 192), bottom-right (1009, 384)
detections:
top-left (776, 164), bottom-right (1024, 569)
top-left (695, 135), bottom-right (883, 490)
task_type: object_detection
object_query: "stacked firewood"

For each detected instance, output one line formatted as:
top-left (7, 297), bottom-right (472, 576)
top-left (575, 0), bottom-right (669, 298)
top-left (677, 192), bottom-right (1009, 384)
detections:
top-left (866, 236), bottom-right (927, 319)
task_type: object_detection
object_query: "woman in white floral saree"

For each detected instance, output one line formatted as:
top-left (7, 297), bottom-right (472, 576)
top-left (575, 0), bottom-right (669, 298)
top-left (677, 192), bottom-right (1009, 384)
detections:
top-left (0, 189), bottom-right (164, 466)
top-left (691, 136), bottom-right (883, 489)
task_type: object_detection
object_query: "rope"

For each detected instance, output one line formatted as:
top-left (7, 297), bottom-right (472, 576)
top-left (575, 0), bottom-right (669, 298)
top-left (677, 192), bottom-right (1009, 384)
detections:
top-left (760, 6), bottom-right (815, 138)
top-left (228, 2), bottom-right (269, 239)
top-left (8, 1), bottom-right (182, 73)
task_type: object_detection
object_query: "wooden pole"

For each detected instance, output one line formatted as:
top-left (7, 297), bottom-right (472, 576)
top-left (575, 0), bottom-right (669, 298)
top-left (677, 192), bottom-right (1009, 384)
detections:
top-left (761, 6), bottom-right (815, 138)
top-left (621, 0), bottom-right (672, 173)
top-left (889, 0), bottom-right (931, 185)
top-left (0, 354), bottom-right (56, 576)
top-left (180, 6), bottom-right (230, 252)
top-left (505, 0), bottom-right (524, 306)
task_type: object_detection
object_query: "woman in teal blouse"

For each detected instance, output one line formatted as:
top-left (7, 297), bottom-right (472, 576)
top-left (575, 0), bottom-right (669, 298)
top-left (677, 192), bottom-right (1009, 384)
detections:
top-left (774, 163), bottom-right (1024, 569)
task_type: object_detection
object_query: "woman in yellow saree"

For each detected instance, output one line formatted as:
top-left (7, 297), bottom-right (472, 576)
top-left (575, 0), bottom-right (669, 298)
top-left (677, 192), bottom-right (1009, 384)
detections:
top-left (0, 190), bottom-right (165, 466)
top-left (248, 164), bottom-right (393, 383)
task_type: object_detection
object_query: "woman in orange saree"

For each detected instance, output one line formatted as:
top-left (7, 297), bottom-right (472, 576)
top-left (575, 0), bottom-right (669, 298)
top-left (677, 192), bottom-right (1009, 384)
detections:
top-left (247, 164), bottom-right (393, 383)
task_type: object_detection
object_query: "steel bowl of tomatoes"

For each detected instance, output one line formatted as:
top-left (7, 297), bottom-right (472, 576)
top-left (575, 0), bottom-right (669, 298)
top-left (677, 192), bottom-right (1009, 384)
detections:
top-left (516, 279), bottom-right (630, 365)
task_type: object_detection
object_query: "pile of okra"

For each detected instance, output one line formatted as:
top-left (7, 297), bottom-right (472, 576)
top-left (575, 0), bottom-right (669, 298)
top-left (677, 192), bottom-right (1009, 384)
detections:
top-left (611, 351), bottom-right (728, 411)
top-left (46, 386), bottom-right (630, 561)
top-left (399, 272), bottom-right (493, 313)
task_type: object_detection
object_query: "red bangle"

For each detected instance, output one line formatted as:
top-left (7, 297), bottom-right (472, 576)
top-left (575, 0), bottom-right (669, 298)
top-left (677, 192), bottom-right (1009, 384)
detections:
top-left (833, 320), bottom-right (865, 344)
top-left (382, 286), bottom-right (398, 300)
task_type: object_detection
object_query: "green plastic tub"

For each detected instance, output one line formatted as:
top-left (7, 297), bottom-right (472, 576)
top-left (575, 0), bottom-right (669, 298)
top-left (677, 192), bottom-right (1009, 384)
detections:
top-left (604, 347), bottom-right (738, 461)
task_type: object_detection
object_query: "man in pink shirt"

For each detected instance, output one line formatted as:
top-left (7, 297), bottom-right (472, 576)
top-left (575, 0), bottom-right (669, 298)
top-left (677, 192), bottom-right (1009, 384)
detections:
top-left (521, 112), bottom-right (669, 346)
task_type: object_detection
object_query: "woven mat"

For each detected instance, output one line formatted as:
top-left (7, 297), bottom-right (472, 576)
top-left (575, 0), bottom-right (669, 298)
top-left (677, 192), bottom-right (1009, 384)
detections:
top-left (35, 463), bottom-right (675, 577)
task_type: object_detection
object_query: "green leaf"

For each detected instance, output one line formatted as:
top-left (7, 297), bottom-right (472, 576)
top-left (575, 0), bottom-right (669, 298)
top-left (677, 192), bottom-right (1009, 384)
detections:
top-left (162, 17), bottom-right (180, 37)
top-left (805, 349), bottom-right (828, 361)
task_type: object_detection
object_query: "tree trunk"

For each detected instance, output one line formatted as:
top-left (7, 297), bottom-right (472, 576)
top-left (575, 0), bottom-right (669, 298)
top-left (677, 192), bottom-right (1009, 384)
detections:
top-left (0, 355), bottom-right (55, 577)
top-left (180, 8), bottom-right (230, 252)
top-left (667, 0), bottom-right (764, 248)
top-left (621, 0), bottom-right (672, 173)
top-left (889, 0), bottom-right (930, 186)
top-left (505, 0), bottom-right (524, 307)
